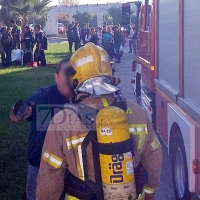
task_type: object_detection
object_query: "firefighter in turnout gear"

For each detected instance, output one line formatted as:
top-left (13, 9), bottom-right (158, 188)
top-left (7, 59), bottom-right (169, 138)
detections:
top-left (36, 43), bottom-right (162, 200)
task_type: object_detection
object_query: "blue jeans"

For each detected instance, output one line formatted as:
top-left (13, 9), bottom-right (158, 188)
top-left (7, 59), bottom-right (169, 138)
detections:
top-left (26, 164), bottom-right (39, 200)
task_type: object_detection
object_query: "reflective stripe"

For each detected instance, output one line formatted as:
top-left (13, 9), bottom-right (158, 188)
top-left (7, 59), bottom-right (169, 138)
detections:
top-left (66, 136), bottom-right (85, 148)
top-left (66, 138), bottom-right (72, 150)
top-left (78, 145), bottom-right (84, 180)
top-left (151, 136), bottom-right (160, 150)
top-left (73, 55), bottom-right (94, 68)
top-left (129, 124), bottom-right (148, 135)
top-left (144, 186), bottom-right (156, 194)
top-left (42, 152), bottom-right (63, 169)
top-left (101, 97), bottom-right (109, 107)
top-left (138, 190), bottom-right (145, 200)
top-left (101, 54), bottom-right (109, 62)
top-left (65, 194), bottom-right (79, 200)
top-left (66, 133), bottom-right (87, 149)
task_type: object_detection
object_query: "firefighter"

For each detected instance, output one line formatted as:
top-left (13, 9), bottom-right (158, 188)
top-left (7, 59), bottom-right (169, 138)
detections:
top-left (36, 43), bottom-right (162, 200)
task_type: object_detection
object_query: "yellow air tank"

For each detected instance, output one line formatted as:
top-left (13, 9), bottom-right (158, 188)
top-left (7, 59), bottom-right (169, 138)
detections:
top-left (96, 106), bottom-right (137, 200)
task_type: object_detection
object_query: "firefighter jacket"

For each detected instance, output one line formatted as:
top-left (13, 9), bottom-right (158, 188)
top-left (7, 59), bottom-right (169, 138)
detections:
top-left (36, 94), bottom-right (162, 200)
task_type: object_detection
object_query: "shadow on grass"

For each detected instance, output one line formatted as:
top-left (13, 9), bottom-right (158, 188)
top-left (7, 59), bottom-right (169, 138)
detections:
top-left (0, 67), bottom-right (56, 200)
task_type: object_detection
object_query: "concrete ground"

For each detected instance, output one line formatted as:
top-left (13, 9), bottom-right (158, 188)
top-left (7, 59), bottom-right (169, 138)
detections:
top-left (115, 53), bottom-right (176, 200)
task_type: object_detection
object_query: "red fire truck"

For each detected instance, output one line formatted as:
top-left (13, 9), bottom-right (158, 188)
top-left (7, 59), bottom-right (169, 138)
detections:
top-left (133, 0), bottom-right (200, 199)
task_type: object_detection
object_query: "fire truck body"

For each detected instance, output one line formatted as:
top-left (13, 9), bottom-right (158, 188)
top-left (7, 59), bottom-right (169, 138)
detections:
top-left (135, 0), bottom-right (200, 199)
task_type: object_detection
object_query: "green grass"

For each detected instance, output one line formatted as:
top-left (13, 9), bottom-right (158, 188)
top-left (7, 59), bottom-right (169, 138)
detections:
top-left (0, 43), bottom-right (71, 199)
top-left (46, 43), bottom-right (72, 64)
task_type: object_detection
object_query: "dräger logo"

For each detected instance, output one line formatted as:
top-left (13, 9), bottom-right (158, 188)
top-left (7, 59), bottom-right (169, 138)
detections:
top-left (100, 127), bottom-right (112, 136)
top-left (109, 154), bottom-right (124, 183)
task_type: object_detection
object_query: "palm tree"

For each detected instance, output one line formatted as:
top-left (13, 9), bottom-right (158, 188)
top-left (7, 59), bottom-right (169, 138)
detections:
top-left (0, 0), bottom-right (51, 28)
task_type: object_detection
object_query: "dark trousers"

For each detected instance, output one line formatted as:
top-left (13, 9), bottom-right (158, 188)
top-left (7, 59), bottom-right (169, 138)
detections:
top-left (74, 39), bottom-right (80, 51)
top-left (68, 39), bottom-right (73, 53)
top-left (34, 49), bottom-right (46, 67)
top-left (129, 39), bottom-right (136, 53)
top-left (5, 49), bottom-right (12, 67)
top-left (69, 39), bottom-right (80, 53)
top-left (1, 51), bottom-right (6, 66)
top-left (103, 43), bottom-right (114, 59)
top-left (113, 43), bottom-right (121, 62)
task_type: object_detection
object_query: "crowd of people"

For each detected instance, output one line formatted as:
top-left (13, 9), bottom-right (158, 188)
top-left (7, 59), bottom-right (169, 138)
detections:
top-left (0, 20), bottom-right (47, 67)
top-left (67, 21), bottom-right (136, 63)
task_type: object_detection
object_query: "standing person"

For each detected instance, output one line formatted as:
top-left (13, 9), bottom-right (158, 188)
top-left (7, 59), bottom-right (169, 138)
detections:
top-left (1, 27), bottom-right (13, 67)
top-left (73, 22), bottom-right (80, 50)
top-left (80, 23), bottom-right (89, 45)
top-left (34, 25), bottom-right (47, 67)
top-left (89, 28), bottom-right (98, 45)
top-left (21, 26), bottom-right (34, 65)
top-left (11, 20), bottom-right (21, 49)
top-left (102, 27), bottom-right (112, 58)
top-left (113, 25), bottom-right (123, 63)
top-left (127, 24), bottom-right (135, 53)
top-left (97, 27), bottom-right (103, 45)
top-left (0, 27), bottom-right (6, 67)
top-left (10, 58), bottom-right (73, 200)
top-left (67, 21), bottom-right (75, 53)
top-left (36, 43), bottom-right (162, 200)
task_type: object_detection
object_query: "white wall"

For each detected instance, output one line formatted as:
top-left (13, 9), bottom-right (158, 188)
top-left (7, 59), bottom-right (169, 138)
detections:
top-left (45, 3), bottom-right (121, 35)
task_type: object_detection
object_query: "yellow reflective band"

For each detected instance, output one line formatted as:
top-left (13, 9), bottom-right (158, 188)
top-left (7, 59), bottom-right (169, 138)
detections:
top-left (42, 152), bottom-right (63, 169)
top-left (151, 136), bottom-right (160, 150)
top-left (126, 107), bottom-right (133, 114)
top-left (144, 186), bottom-right (156, 194)
top-left (77, 145), bottom-right (84, 180)
top-left (129, 124), bottom-right (148, 135)
top-left (101, 97), bottom-right (109, 107)
top-left (65, 194), bottom-right (79, 200)
top-left (66, 133), bottom-right (87, 149)
top-left (138, 190), bottom-right (145, 200)
top-left (66, 138), bottom-right (72, 150)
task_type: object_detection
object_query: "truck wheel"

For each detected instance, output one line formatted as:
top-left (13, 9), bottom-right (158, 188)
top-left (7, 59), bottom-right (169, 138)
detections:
top-left (171, 132), bottom-right (190, 200)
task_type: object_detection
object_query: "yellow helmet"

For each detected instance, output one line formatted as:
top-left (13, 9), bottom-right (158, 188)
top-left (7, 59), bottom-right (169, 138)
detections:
top-left (70, 42), bottom-right (113, 89)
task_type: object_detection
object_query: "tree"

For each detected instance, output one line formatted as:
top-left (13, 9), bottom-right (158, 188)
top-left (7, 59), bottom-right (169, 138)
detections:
top-left (0, 0), bottom-right (51, 28)
top-left (107, 6), bottom-right (122, 25)
top-left (58, 0), bottom-right (79, 6)
top-left (72, 12), bottom-right (95, 27)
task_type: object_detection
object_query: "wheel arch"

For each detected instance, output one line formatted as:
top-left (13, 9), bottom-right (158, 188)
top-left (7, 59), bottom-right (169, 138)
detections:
top-left (167, 103), bottom-right (196, 193)
top-left (169, 122), bottom-right (182, 155)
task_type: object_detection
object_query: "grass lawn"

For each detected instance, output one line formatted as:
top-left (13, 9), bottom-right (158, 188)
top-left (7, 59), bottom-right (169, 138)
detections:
top-left (46, 43), bottom-right (72, 64)
top-left (0, 43), bottom-right (72, 199)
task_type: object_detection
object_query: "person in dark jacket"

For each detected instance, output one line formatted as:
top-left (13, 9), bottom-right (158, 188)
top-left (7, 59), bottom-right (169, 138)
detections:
top-left (89, 28), bottom-right (98, 45)
top-left (113, 25), bottom-right (123, 63)
top-left (67, 21), bottom-right (75, 53)
top-left (34, 24), bottom-right (46, 67)
top-left (10, 58), bottom-right (73, 200)
top-left (72, 22), bottom-right (80, 50)
top-left (11, 20), bottom-right (21, 49)
top-left (1, 27), bottom-right (13, 67)
top-left (22, 26), bottom-right (34, 65)
top-left (80, 23), bottom-right (89, 45)
top-left (0, 27), bottom-right (6, 66)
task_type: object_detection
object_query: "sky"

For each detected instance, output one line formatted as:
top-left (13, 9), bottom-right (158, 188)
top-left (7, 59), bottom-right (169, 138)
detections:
top-left (49, 0), bottom-right (125, 6)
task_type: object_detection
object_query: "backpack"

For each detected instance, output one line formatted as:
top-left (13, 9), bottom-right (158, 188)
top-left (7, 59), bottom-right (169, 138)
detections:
top-left (41, 34), bottom-right (48, 50)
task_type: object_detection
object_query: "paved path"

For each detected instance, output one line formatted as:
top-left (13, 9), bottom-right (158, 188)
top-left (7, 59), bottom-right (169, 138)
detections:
top-left (114, 53), bottom-right (176, 200)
